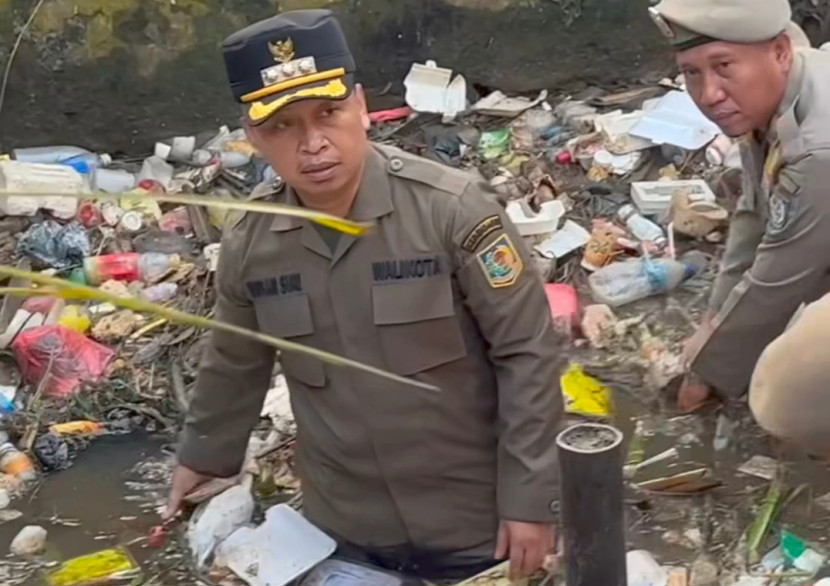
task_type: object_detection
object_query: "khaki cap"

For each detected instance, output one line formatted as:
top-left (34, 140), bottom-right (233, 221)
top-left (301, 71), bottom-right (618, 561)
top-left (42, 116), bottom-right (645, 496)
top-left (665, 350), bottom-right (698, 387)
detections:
top-left (650, 0), bottom-right (799, 50)
top-left (750, 293), bottom-right (830, 457)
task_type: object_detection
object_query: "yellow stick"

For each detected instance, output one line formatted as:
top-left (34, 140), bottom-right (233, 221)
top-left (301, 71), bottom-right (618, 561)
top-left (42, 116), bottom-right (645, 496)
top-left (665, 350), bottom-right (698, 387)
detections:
top-left (0, 271), bottom-right (438, 393)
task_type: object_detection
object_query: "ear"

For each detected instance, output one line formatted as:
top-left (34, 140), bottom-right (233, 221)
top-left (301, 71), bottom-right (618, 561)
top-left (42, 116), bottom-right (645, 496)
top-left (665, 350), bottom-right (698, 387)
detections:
top-left (243, 120), bottom-right (265, 152)
top-left (354, 84), bottom-right (370, 131)
top-left (772, 33), bottom-right (793, 71)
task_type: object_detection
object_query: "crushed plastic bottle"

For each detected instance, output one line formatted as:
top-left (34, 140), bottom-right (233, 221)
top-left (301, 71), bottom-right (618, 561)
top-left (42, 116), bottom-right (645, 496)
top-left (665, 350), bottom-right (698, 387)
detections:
top-left (589, 258), bottom-right (697, 308)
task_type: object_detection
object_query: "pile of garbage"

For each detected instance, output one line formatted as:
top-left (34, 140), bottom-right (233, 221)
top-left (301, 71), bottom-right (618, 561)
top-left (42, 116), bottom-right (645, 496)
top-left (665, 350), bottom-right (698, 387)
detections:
top-left (0, 64), bottom-right (821, 586)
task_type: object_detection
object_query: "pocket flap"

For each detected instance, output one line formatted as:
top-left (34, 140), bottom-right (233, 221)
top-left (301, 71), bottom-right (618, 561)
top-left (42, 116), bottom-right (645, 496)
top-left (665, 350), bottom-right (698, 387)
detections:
top-left (372, 278), bottom-right (455, 325)
top-left (256, 294), bottom-right (314, 338)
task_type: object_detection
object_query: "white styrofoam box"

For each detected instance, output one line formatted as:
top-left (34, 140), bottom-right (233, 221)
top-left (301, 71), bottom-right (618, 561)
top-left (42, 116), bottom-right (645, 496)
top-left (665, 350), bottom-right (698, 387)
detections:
top-left (631, 179), bottom-right (716, 219)
top-left (506, 200), bottom-right (566, 237)
top-left (0, 161), bottom-right (86, 218)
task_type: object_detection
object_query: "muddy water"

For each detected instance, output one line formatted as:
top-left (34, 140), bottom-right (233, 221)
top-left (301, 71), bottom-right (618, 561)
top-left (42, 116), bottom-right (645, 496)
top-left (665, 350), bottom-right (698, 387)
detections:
top-left (0, 434), bottom-right (172, 585)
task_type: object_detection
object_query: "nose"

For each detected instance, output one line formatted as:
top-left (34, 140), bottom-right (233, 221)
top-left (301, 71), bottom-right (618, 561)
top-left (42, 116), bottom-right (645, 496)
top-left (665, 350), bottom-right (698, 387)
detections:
top-left (698, 72), bottom-right (727, 108)
top-left (298, 124), bottom-right (329, 155)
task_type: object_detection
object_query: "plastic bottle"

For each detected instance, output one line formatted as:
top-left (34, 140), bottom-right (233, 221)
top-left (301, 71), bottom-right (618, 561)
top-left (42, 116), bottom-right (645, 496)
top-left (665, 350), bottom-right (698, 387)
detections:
top-left (83, 253), bottom-right (180, 286)
top-left (0, 441), bottom-right (36, 482)
top-left (141, 282), bottom-right (178, 303)
top-left (12, 146), bottom-right (92, 164)
top-left (61, 152), bottom-right (112, 174)
top-left (589, 258), bottom-right (697, 307)
top-left (618, 205), bottom-right (667, 246)
top-left (92, 168), bottom-right (136, 193)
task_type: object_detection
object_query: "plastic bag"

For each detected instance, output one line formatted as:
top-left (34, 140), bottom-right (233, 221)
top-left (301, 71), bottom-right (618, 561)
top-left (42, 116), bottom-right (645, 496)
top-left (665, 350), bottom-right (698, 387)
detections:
top-left (12, 325), bottom-right (115, 398)
top-left (560, 362), bottom-right (613, 418)
top-left (188, 477), bottom-right (255, 569)
top-left (17, 221), bottom-right (91, 270)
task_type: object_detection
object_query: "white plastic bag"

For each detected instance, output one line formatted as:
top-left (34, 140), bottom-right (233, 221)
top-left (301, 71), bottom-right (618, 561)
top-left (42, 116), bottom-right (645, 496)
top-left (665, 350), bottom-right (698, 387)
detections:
top-left (187, 475), bottom-right (254, 569)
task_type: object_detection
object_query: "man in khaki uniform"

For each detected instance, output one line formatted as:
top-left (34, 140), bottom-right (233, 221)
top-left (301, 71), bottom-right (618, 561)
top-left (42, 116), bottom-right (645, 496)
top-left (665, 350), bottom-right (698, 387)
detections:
top-left (648, 0), bottom-right (830, 416)
top-left (164, 10), bottom-right (564, 584)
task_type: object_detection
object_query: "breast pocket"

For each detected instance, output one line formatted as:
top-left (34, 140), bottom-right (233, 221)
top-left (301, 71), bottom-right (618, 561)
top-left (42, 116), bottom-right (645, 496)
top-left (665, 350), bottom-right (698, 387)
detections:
top-left (372, 277), bottom-right (468, 375)
top-left (254, 294), bottom-right (326, 388)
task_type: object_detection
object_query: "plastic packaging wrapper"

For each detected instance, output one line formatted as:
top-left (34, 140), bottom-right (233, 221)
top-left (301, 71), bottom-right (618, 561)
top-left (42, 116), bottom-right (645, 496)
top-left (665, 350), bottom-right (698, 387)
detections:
top-left (16, 221), bottom-right (91, 270)
top-left (12, 325), bottom-right (115, 398)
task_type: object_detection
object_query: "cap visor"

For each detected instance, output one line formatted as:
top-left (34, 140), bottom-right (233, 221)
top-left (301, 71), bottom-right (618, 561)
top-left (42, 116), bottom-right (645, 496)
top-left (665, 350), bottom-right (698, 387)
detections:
top-left (244, 73), bottom-right (355, 126)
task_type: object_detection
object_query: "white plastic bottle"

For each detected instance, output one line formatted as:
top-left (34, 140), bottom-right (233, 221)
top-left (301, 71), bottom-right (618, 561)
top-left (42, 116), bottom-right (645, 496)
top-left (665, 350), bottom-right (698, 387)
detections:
top-left (618, 204), bottom-right (667, 246)
top-left (589, 258), bottom-right (696, 307)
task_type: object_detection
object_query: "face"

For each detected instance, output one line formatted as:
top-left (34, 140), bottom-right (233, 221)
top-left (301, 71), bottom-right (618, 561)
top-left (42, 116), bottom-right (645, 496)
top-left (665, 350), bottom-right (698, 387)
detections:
top-left (246, 85), bottom-right (371, 198)
top-left (676, 36), bottom-right (793, 137)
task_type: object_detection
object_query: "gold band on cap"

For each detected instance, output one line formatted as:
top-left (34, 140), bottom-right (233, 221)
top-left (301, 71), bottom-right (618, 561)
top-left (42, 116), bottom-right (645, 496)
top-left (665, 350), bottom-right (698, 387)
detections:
top-left (248, 78), bottom-right (349, 122)
top-left (241, 67), bottom-right (347, 103)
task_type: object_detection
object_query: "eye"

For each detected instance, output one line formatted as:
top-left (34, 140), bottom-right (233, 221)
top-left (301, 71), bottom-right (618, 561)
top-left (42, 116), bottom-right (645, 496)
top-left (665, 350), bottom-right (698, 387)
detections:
top-left (714, 61), bottom-right (732, 75)
top-left (320, 106), bottom-right (337, 118)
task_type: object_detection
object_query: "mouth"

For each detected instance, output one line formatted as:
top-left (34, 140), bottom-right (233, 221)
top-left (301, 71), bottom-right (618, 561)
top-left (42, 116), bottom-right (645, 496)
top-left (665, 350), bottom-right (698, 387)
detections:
top-left (300, 161), bottom-right (340, 183)
top-left (712, 111), bottom-right (741, 125)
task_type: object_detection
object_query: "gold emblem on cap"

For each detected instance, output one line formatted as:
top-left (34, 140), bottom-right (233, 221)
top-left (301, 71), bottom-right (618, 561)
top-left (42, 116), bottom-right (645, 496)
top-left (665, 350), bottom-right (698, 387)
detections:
top-left (648, 7), bottom-right (675, 39)
top-left (268, 38), bottom-right (295, 63)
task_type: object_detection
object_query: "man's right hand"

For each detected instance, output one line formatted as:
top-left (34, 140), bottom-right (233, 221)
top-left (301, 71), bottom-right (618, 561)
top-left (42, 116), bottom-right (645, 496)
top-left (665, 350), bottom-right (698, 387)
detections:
top-left (163, 464), bottom-right (213, 521)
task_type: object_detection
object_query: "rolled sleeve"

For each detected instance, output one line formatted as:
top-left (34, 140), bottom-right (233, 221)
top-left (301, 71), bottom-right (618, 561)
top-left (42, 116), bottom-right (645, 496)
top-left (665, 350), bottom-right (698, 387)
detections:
top-left (693, 153), bottom-right (830, 397)
top-left (447, 180), bottom-right (566, 523)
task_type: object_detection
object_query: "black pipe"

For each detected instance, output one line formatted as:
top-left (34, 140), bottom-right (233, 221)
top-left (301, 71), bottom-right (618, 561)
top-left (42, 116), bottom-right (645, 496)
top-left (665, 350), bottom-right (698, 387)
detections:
top-left (557, 422), bottom-right (627, 586)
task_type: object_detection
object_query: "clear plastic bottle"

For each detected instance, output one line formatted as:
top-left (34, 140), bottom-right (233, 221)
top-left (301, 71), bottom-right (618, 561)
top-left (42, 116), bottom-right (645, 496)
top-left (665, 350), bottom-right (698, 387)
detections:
top-left (618, 205), bottom-right (667, 246)
top-left (589, 258), bottom-right (696, 307)
top-left (12, 146), bottom-right (92, 164)
top-left (83, 253), bottom-right (181, 285)
top-left (61, 152), bottom-right (112, 174)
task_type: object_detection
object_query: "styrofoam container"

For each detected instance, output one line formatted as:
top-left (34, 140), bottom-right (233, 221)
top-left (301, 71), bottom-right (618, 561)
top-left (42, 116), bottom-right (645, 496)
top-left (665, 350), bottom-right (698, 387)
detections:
top-left (506, 200), bottom-right (565, 236)
top-left (631, 179), bottom-right (716, 219)
top-left (0, 161), bottom-right (86, 218)
top-left (216, 504), bottom-right (336, 586)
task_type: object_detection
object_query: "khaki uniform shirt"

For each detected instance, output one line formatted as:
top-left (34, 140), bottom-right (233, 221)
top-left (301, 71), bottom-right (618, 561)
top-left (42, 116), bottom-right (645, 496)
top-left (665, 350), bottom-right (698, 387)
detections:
top-left (178, 143), bottom-right (565, 553)
top-left (693, 48), bottom-right (830, 396)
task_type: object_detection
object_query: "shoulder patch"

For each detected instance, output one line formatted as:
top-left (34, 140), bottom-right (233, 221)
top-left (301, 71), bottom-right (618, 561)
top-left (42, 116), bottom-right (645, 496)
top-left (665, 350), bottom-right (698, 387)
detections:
top-left (462, 215), bottom-right (503, 252)
top-left (767, 171), bottom-right (801, 236)
top-left (476, 233), bottom-right (523, 288)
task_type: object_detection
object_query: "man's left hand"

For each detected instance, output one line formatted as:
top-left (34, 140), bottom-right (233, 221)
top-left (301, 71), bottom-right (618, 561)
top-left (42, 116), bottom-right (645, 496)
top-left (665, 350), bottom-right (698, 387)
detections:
top-left (495, 521), bottom-right (555, 579)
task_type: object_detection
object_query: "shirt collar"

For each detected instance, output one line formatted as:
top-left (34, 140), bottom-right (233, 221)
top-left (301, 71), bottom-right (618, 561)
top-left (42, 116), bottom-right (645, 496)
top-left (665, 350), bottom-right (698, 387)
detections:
top-left (270, 143), bottom-right (393, 232)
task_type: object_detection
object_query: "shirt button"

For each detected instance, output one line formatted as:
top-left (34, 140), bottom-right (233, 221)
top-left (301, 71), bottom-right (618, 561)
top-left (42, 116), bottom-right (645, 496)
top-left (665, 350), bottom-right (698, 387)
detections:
top-left (389, 158), bottom-right (404, 172)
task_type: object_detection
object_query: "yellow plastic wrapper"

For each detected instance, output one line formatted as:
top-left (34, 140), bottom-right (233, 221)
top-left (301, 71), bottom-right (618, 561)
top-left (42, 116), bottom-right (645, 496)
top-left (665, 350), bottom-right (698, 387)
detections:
top-left (560, 362), bottom-right (613, 418)
top-left (47, 547), bottom-right (140, 586)
top-left (57, 305), bottom-right (92, 334)
top-left (50, 421), bottom-right (104, 436)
